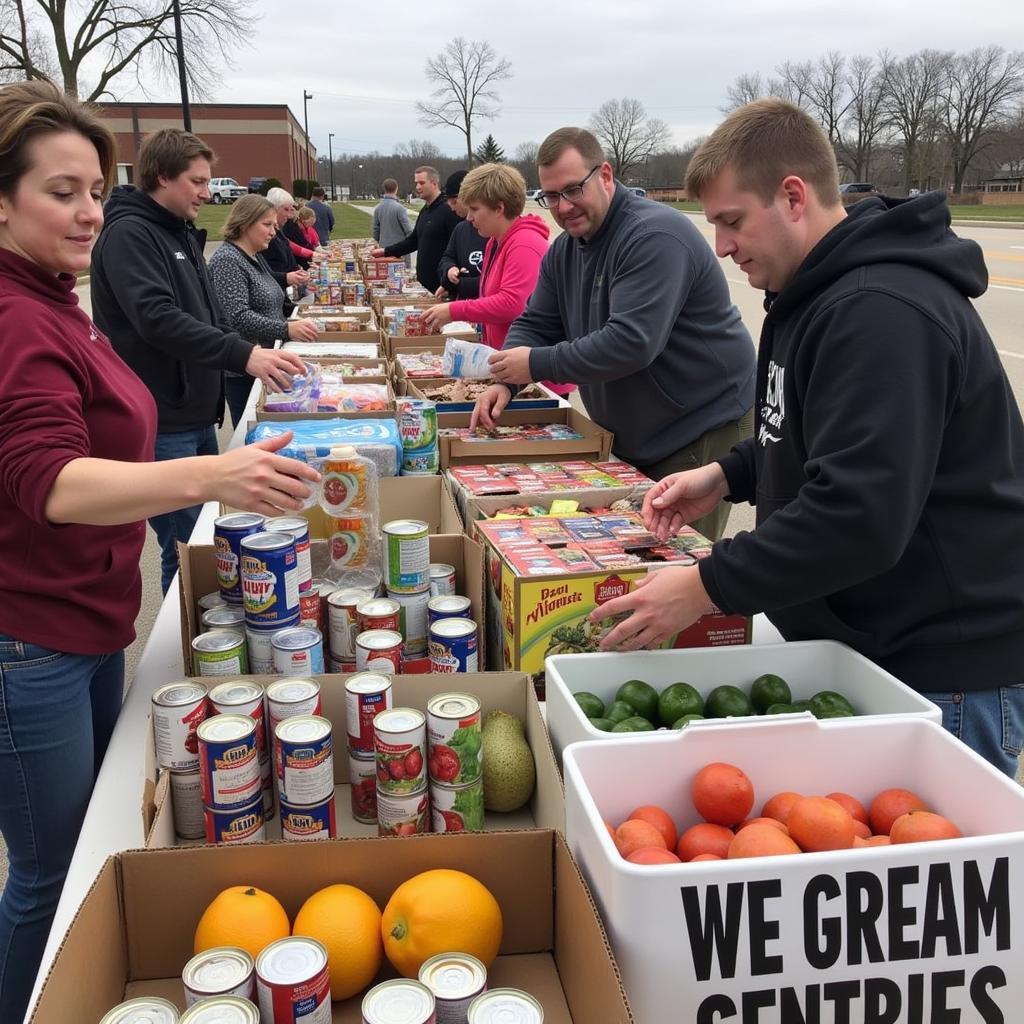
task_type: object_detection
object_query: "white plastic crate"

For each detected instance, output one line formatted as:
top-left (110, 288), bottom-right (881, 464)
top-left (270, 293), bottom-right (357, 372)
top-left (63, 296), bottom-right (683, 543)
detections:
top-left (545, 641), bottom-right (940, 763)
top-left (563, 716), bottom-right (1024, 1024)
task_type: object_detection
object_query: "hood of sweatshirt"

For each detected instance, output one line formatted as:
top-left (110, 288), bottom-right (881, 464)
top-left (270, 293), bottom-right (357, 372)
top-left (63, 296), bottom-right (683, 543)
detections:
top-left (102, 185), bottom-right (208, 248)
top-left (503, 213), bottom-right (550, 245)
top-left (768, 191), bottom-right (987, 323)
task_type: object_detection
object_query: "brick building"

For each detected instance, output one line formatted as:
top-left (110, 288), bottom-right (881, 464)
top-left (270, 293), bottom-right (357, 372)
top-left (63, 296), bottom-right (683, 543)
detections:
top-left (94, 101), bottom-right (317, 189)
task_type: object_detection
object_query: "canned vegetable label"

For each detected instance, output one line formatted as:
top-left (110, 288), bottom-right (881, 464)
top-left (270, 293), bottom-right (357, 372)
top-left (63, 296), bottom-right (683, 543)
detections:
top-left (397, 398), bottom-right (438, 451)
top-left (214, 513), bottom-right (265, 604)
top-left (204, 798), bottom-right (265, 845)
top-left (374, 707), bottom-right (426, 795)
top-left (170, 770), bottom-right (205, 840)
top-left (192, 631), bottom-right (248, 677)
top-left (264, 516), bottom-right (312, 593)
top-left (152, 681), bottom-right (208, 771)
top-left (389, 589), bottom-right (429, 655)
top-left (431, 777), bottom-right (485, 833)
top-left (349, 751), bottom-right (378, 824)
top-left (271, 626), bottom-right (325, 677)
top-left (356, 629), bottom-right (403, 674)
top-left (345, 672), bottom-right (393, 753)
top-left (427, 618), bottom-right (478, 674)
top-left (280, 796), bottom-right (336, 841)
top-left (240, 532), bottom-right (300, 628)
top-left (376, 787), bottom-right (430, 838)
top-left (198, 715), bottom-right (260, 810)
top-left (276, 716), bottom-right (334, 806)
top-left (427, 693), bottom-right (482, 785)
top-left (382, 519), bottom-right (430, 593)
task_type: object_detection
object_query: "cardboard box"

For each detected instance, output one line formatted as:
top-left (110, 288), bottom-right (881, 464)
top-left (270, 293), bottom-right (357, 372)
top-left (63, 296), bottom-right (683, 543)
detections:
top-left (29, 830), bottom-right (635, 1024)
top-left (179, 530), bottom-right (484, 676)
top-left (296, 305), bottom-right (375, 323)
top-left (383, 332), bottom-right (478, 361)
top-left (544, 640), bottom-right (943, 763)
top-left (144, 670), bottom-right (564, 847)
top-left (255, 380), bottom-right (396, 422)
top-left (403, 378), bottom-right (561, 415)
top-left (563, 716), bottom-right (1024, 1024)
top-left (438, 407), bottom-right (613, 469)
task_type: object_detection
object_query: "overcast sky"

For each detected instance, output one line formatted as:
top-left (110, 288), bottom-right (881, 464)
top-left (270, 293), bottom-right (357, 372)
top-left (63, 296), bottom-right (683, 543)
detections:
top-left (153, 0), bottom-right (1024, 156)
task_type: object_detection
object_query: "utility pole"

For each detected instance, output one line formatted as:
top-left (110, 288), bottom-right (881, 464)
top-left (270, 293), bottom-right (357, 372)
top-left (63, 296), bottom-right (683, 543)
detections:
top-left (303, 90), bottom-right (313, 180)
top-left (171, 0), bottom-right (191, 131)
top-left (328, 133), bottom-right (336, 201)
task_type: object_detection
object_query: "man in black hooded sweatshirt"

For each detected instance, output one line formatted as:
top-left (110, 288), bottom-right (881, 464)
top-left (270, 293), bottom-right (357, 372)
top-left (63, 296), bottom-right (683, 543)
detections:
top-left (596, 99), bottom-right (1024, 777)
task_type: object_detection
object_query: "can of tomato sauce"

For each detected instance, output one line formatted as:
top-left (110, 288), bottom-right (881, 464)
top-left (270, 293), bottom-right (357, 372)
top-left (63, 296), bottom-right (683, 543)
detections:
top-left (355, 629), bottom-right (403, 674)
top-left (345, 672), bottom-right (393, 753)
top-left (328, 587), bottom-right (374, 663)
top-left (375, 787), bottom-right (430, 838)
top-left (299, 578), bottom-right (337, 660)
top-left (152, 681), bottom-right (209, 771)
top-left (374, 707), bottom-right (426, 795)
top-left (426, 693), bottom-right (481, 785)
top-left (256, 937), bottom-right (331, 1024)
top-left (357, 597), bottom-right (401, 634)
top-left (349, 750), bottom-right (378, 824)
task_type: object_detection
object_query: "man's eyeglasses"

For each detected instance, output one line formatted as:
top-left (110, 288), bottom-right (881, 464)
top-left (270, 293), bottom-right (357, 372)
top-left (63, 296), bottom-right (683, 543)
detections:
top-left (537, 166), bottom-right (601, 209)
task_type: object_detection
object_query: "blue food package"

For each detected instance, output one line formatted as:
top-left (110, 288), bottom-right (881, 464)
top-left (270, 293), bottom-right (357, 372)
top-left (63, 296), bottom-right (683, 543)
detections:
top-left (246, 418), bottom-right (401, 477)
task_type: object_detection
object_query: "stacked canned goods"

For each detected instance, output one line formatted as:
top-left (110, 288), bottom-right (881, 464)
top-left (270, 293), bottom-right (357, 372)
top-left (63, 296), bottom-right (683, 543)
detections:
top-left (397, 397), bottom-right (439, 475)
top-left (327, 585), bottom-right (377, 672)
top-left (152, 681), bottom-right (210, 841)
top-left (209, 680), bottom-right (274, 820)
top-left (374, 707), bottom-right (429, 836)
top-left (419, 952), bottom-right (488, 1023)
top-left (377, 518), bottom-right (433, 671)
top-left (240, 529), bottom-right (301, 671)
top-left (363, 979), bottom-right (435, 1024)
top-left (427, 693), bottom-right (484, 833)
top-left (275, 715), bottom-right (336, 840)
top-left (197, 713), bottom-right (265, 844)
top-left (345, 671), bottom-right (393, 825)
top-left (256, 937), bottom-right (331, 1024)
top-left (182, 947), bottom-right (256, 1006)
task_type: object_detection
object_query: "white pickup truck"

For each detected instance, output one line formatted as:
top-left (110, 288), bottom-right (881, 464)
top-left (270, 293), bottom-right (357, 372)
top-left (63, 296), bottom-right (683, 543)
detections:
top-left (208, 177), bottom-right (248, 204)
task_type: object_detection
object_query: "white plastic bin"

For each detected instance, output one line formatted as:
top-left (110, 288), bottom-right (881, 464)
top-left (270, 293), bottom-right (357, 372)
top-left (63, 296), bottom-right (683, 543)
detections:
top-left (545, 641), bottom-right (940, 763)
top-left (563, 716), bottom-right (1024, 1024)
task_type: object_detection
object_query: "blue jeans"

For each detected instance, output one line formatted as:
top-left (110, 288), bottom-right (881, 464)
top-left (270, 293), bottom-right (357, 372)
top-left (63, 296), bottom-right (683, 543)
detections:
top-left (150, 425), bottom-right (219, 593)
top-left (919, 685), bottom-right (1024, 779)
top-left (225, 374), bottom-right (256, 429)
top-left (0, 638), bottom-right (124, 1022)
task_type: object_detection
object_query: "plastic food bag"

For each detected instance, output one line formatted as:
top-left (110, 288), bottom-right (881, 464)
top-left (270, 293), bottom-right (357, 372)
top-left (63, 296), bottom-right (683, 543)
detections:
top-left (262, 361), bottom-right (321, 413)
top-left (442, 339), bottom-right (496, 379)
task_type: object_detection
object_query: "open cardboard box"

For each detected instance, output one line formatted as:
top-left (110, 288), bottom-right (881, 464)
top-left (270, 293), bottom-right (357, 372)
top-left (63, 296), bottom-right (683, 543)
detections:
top-left (296, 305), bottom-right (375, 322)
top-left (254, 380), bottom-right (397, 423)
top-left (29, 830), bottom-right (635, 1024)
top-left (383, 331), bottom-right (478, 361)
top-left (438, 407), bottom-right (613, 469)
top-left (144, 670), bottom-right (563, 847)
top-left (403, 378), bottom-right (560, 415)
top-left (178, 531), bottom-right (484, 676)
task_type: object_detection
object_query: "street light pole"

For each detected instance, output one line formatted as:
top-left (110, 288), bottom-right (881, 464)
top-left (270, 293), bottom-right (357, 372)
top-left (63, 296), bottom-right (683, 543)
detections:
top-left (171, 0), bottom-right (191, 131)
top-left (328, 133), bottom-right (335, 201)
top-left (302, 90), bottom-right (313, 181)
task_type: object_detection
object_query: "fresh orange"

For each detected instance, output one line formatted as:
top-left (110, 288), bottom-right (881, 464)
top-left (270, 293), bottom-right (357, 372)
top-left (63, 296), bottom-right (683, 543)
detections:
top-left (626, 847), bottom-right (682, 865)
top-left (628, 805), bottom-right (678, 851)
top-left (692, 762), bottom-right (754, 827)
top-left (676, 822), bottom-right (734, 862)
top-left (889, 810), bottom-right (962, 844)
top-left (736, 816), bottom-right (789, 834)
top-left (760, 791), bottom-right (804, 826)
top-left (381, 869), bottom-right (502, 978)
top-left (194, 885), bottom-right (290, 959)
top-left (615, 819), bottom-right (668, 858)
top-left (852, 819), bottom-right (872, 840)
top-left (787, 796), bottom-right (856, 852)
top-left (868, 788), bottom-right (929, 836)
top-left (854, 834), bottom-right (891, 848)
top-left (728, 823), bottom-right (801, 859)
top-left (293, 884), bottom-right (382, 1000)
top-left (826, 791), bottom-right (868, 824)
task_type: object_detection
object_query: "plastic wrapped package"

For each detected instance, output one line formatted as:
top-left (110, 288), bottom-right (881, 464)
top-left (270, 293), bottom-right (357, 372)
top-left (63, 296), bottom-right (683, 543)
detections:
top-left (316, 379), bottom-right (391, 413)
top-left (261, 362), bottom-right (321, 413)
top-left (442, 338), bottom-right (497, 379)
top-left (245, 418), bottom-right (401, 478)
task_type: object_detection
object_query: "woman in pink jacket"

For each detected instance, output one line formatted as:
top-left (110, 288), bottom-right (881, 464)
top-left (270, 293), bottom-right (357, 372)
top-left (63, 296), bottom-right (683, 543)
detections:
top-left (422, 163), bottom-right (574, 396)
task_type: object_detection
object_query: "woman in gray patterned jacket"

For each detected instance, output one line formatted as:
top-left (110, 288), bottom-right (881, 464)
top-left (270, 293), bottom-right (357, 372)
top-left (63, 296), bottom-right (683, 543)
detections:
top-left (208, 195), bottom-right (318, 425)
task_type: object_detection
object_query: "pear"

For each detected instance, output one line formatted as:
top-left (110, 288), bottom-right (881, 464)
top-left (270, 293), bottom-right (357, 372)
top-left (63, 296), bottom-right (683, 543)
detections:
top-left (481, 710), bottom-right (536, 812)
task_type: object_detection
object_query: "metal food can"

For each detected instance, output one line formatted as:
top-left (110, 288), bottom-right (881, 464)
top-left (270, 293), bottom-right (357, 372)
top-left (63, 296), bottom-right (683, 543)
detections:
top-left (271, 626), bottom-right (325, 677)
top-left (376, 786), bottom-right (430, 838)
top-left (256, 936), bottom-right (331, 1024)
top-left (244, 625), bottom-right (276, 674)
top-left (198, 590), bottom-right (227, 614)
top-left (264, 516), bottom-right (312, 594)
top-left (356, 629), bottom-right (403, 674)
top-left (427, 692), bottom-right (482, 785)
top-left (98, 997), bottom-right (180, 1024)
top-left (401, 446), bottom-right (440, 476)
top-left (214, 512), bottom-right (265, 604)
top-left (201, 605), bottom-right (247, 635)
top-left (280, 796), bottom-right (337, 841)
top-left (275, 715), bottom-right (334, 805)
top-left (328, 587), bottom-right (374, 663)
top-left (357, 596), bottom-right (401, 634)
top-left (179, 998), bottom-right (259, 1024)
top-left (299, 578), bottom-right (337, 660)
top-left (345, 672), bottom-right (393, 753)
top-left (397, 398), bottom-right (438, 452)
top-left (428, 618), bottom-right (478, 674)
top-left (382, 519), bottom-right (430, 593)
top-left (204, 797), bottom-right (265, 845)
top-left (362, 979), bottom-right (436, 1023)
top-left (430, 777), bottom-right (485, 833)
top-left (183, 947), bottom-right (256, 1007)
top-left (426, 595), bottom-right (471, 625)
top-left (419, 952), bottom-right (487, 1023)
top-left (467, 989), bottom-right (544, 1023)
top-left (198, 714), bottom-right (260, 810)
top-left (152, 681), bottom-right (209, 770)
top-left (374, 707), bottom-right (426, 795)
top-left (388, 588), bottom-right (430, 656)
top-left (267, 678), bottom-right (322, 783)
top-left (428, 564), bottom-right (457, 597)
top-left (192, 630), bottom-right (249, 677)
top-left (209, 681), bottom-right (267, 760)
top-left (349, 750), bottom-right (378, 824)
top-left (170, 769), bottom-right (205, 840)
top-left (240, 532), bottom-right (300, 629)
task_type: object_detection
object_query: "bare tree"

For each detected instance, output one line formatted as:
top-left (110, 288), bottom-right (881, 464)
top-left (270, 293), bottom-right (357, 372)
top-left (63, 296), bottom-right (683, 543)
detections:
top-left (416, 37), bottom-right (512, 164)
top-left (722, 72), bottom-right (765, 113)
top-left (0, 0), bottom-right (253, 100)
top-left (395, 138), bottom-right (443, 162)
top-left (588, 97), bottom-right (672, 179)
top-left (942, 46), bottom-right (1024, 191)
top-left (837, 55), bottom-right (889, 181)
top-left (513, 140), bottom-right (538, 165)
top-left (775, 59), bottom-right (815, 108)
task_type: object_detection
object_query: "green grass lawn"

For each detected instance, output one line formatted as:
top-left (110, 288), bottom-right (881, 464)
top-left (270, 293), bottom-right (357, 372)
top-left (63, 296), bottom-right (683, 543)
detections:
top-left (662, 198), bottom-right (1024, 222)
top-left (195, 201), bottom-right (374, 240)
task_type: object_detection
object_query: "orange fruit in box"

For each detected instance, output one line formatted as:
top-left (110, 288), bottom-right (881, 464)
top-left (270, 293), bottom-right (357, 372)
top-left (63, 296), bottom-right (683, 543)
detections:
top-left (868, 788), bottom-right (929, 836)
top-left (293, 884), bottom-right (382, 1000)
top-left (760, 791), bottom-right (804, 826)
top-left (728, 823), bottom-right (801, 859)
top-left (692, 762), bottom-right (754, 827)
top-left (382, 869), bottom-right (502, 978)
top-left (826, 791), bottom-right (868, 824)
top-left (889, 810), bottom-right (962, 844)
top-left (194, 885), bottom-right (290, 959)
top-left (615, 819), bottom-right (668, 857)
top-left (691, 853), bottom-right (724, 862)
top-left (736, 816), bottom-right (789, 834)
top-left (627, 805), bottom-right (678, 851)
top-left (676, 822), bottom-right (734, 862)
top-left (787, 796), bottom-right (857, 852)
top-left (626, 847), bottom-right (681, 865)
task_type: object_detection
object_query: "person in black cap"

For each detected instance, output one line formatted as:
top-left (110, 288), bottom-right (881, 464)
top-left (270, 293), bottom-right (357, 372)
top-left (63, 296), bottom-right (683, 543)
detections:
top-left (437, 168), bottom-right (487, 301)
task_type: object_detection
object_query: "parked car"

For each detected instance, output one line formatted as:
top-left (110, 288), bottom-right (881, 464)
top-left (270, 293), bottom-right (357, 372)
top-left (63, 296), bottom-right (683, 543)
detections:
top-left (208, 177), bottom-right (247, 204)
top-left (526, 188), bottom-right (542, 201)
top-left (839, 182), bottom-right (878, 195)
top-left (246, 176), bottom-right (268, 194)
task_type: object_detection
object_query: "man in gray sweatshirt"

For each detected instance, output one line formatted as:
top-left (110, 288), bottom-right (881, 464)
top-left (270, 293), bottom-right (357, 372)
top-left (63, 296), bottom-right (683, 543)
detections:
top-left (372, 177), bottom-right (412, 268)
top-left (474, 127), bottom-right (755, 539)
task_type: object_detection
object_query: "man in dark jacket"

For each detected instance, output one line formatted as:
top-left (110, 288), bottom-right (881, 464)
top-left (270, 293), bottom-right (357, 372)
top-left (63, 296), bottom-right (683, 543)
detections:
top-left (436, 168), bottom-right (486, 300)
top-left (91, 128), bottom-right (305, 592)
top-left (371, 165), bottom-right (458, 292)
top-left (597, 99), bottom-right (1024, 777)
top-left (307, 187), bottom-right (335, 245)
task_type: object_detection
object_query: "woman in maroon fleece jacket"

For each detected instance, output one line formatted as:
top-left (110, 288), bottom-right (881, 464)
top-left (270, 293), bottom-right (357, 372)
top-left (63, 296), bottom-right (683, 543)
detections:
top-left (0, 82), bottom-right (318, 1022)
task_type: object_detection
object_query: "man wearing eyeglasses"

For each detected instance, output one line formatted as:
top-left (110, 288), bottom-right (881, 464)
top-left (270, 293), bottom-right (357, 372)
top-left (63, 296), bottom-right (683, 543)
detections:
top-left (472, 127), bottom-right (755, 540)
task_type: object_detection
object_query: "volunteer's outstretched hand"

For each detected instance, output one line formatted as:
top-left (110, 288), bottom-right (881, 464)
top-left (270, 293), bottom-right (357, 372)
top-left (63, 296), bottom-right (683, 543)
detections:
top-left (642, 463), bottom-right (730, 541)
top-left (470, 384), bottom-right (513, 429)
